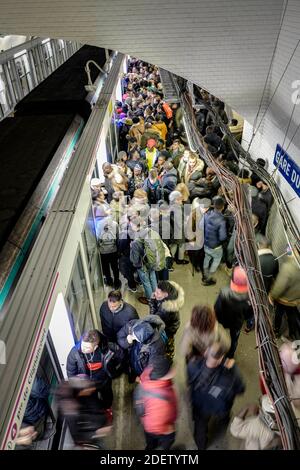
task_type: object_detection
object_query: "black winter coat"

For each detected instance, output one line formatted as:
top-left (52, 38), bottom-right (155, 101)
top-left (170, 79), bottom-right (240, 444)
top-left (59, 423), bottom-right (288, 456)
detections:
top-left (258, 249), bottom-right (279, 293)
top-left (149, 281), bottom-right (184, 337)
top-left (117, 315), bottom-right (166, 376)
top-left (161, 168), bottom-right (178, 201)
top-left (187, 357), bottom-right (245, 417)
top-left (214, 287), bottom-right (253, 332)
top-left (100, 301), bottom-right (139, 343)
top-left (66, 334), bottom-right (110, 387)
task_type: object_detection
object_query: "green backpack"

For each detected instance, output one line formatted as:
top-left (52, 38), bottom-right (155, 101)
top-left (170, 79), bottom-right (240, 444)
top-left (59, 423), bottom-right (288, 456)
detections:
top-left (143, 229), bottom-right (166, 271)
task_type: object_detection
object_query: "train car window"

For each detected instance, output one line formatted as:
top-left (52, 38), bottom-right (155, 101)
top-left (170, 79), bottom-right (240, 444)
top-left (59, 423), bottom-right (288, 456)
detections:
top-left (105, 127), bottom-right (113, 163)
top-left (66, 250), bottom-right (95, 340)
top-left (14, 53), bottom-right (32, 96)
top-left (31, 47), bottom-right (43, 82)
top-left (82, 207), bottom-right (105, 313)
top-left (6, 60), bottom-right (20, 101)
top-left (42, 41), bottom-right (54, 75)
top-left (16, 341), bottom-right (58, 450)
top-left (0, 64), bottom-right (13, 117)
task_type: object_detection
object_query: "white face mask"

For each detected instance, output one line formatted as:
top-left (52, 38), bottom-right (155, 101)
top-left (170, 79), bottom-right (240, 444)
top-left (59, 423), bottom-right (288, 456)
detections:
top-left (81, 341), bottom-right (97, 354)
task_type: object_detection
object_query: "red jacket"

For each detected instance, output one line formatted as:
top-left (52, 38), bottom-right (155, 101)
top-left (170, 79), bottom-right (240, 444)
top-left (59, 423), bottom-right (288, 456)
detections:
top-left (139, 367), bottom-right (178, 435)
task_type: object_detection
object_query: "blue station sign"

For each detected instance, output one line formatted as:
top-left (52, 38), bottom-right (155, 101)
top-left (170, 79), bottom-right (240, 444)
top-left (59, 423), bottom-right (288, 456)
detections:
top-left (273, 144), bottom-right (300, 197)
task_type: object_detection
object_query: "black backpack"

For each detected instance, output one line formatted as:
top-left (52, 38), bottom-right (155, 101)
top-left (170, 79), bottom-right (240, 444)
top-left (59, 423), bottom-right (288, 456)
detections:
top-left (103, 343), bottom-right (125, 379)
top-left (133, 384), bottom-right (169, 418)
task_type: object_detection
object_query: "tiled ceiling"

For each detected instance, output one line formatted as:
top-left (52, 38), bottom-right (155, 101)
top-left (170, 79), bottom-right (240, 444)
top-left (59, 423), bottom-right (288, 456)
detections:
top-left (0, 0), bottom-right (285, 122)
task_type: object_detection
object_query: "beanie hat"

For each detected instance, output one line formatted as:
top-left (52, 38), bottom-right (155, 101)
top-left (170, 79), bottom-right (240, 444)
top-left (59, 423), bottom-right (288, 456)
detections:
top-left (230, 266), bottom-right (248, 294)
top-left (132, 321), bottom-right (154, 343)
top-left (149, 356), bottom-right (172, 380)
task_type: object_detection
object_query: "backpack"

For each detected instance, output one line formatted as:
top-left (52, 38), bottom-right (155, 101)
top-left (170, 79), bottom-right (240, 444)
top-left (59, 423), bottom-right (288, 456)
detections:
top-left (143, 229), bottom-right (166, 271)
top-left (133, 384), bottom-right (169, 418)
top-left (98, 224), bottom-right (117, 254)
top-left (162, 102), bottom-right (173, 120)
top-left (103, 343), bottom-right (125, 379)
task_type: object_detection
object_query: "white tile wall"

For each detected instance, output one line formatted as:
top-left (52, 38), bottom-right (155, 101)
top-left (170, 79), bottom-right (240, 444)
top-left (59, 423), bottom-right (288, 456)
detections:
top-left (0, 0), bottom-right (284, 122)
top-left (242, 0), bottom-right (300, 227)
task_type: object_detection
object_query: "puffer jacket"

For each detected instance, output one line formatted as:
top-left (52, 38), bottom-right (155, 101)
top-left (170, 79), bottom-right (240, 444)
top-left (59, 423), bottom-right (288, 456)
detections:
top-left (138, 366), bottom-right (178, 435)
top-left (66, 333), bottom-right (110, 385)
top-left (204, 209), bottom-right (227, 248)
top-left (100, 301), bottom-right (139, 343)
top-left (117, 315), bottom-right (166, 376)
top-left (149, 281), bottom-right (184, 337)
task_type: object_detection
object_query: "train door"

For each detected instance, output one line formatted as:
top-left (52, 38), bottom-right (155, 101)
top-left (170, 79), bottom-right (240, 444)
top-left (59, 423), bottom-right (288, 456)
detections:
top-left (15, 337), bottom-right (62, 450)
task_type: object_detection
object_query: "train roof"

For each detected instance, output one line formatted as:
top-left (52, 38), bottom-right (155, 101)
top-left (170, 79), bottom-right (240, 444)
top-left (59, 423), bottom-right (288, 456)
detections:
top-left (15, 45), bottom-right (105, 119)
top-left (0, 113), bottom-right (75, 250)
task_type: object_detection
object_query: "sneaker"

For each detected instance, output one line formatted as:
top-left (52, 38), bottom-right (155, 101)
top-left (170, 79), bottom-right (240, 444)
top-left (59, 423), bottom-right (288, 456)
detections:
top-left (201, 278), bottom-right (216, 286)
top-left (127, 286), bottom-right (137, 293)
top-left (176, 259), bottom-right (189, 265)
top-left (138, 296), bottom-right (149, 305)
top-left (168, 267), bottom-right (175, 272)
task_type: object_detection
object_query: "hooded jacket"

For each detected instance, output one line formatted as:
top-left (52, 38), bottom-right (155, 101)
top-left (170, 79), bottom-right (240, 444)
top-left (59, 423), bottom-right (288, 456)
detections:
top-left (100, 301), bottom-right (139, 343)
top-left (117, 315), bottom-right (166, 376)
top-left (138, 366), bottom-right (178, 435)
top-left (149, 281), bottom-right (185, 337)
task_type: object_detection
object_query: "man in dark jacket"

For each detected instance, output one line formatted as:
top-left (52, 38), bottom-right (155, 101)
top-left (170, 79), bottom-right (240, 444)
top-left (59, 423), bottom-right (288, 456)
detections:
top-left (249, 186), bottom-right (268, 234)
top-left (66, 330), bottom-right (113, 409)
top-left (214, 266), bottom-right (253, 357)
top-left (187, 341), bottom-right (245, 449)
top-left (256, 234), bottom-right (279, 293)
top-left (149, 281), bottom-right (185, 359)
top-left (100, 290), bottom-right (139, 343)
top-left (160, 161), bottom-right (178, 201)
top-left (117, 315), bottom-right (166, 378)
top-left (202, 196), bottom-right (227, 285)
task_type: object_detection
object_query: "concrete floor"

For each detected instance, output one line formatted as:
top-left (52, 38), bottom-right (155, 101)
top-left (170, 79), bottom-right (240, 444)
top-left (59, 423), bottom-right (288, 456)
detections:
top-left (103, 262), bottom-right (261, 450)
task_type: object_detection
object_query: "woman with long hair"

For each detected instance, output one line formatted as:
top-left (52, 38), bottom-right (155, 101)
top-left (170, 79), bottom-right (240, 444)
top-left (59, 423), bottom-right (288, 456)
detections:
top-left (181, 304), bottom-right (230, 361)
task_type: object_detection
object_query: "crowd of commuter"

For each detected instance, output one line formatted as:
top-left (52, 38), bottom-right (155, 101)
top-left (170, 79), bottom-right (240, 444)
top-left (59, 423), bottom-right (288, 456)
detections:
top-left (18, 58), bottom-right (300, 451)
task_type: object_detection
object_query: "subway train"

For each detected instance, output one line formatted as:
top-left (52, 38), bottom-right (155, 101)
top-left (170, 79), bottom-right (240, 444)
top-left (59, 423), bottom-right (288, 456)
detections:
top-left (0, 52), bottom-right (125, 449)
top-left (0, 45), bottom-right (111, 313)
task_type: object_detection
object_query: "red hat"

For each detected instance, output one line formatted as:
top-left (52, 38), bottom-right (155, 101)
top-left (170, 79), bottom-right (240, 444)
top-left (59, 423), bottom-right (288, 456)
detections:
top-left (230, 266), bottom-right (248, 294)
top-left (147, 138), bottom-right (157, 148)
